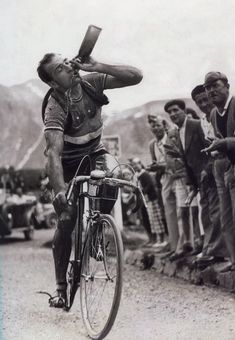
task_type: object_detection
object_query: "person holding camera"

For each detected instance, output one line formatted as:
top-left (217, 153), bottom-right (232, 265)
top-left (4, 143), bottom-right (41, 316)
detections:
top-left (37, 52), bottom-right (142, 308)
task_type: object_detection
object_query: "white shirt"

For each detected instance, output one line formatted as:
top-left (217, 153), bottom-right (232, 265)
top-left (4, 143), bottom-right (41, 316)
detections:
top-left (153, 133), bottom-right (167, 164)
top-left (200, 114), bottom-right (216, 141)
top-left (179, 116), bottom-right (187, 150)
top-left (216, 93), bottom-right (233, 117)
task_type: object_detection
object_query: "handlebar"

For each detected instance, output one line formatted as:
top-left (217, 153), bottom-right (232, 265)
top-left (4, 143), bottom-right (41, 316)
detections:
top-left (66, 170), bottom-right (147, 213)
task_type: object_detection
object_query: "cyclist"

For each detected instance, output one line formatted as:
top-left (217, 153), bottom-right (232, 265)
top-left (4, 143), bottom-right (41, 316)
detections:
top-left (37, 53), bottom-right (143, 307)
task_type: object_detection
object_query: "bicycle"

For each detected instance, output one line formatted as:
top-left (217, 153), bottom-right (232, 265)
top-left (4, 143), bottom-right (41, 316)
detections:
top-left (62, 167), bottom-right (145, 340)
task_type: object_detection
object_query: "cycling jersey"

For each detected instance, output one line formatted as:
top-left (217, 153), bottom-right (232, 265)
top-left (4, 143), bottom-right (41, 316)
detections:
top-left (44, 73), bottom-right (109, 180)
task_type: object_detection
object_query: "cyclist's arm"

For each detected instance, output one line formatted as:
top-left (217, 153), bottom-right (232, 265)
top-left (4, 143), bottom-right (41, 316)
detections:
top-left (72, 57), bottom-right (143, 89)
top-left (100, 64), bottom-right (143, 89)
top-left (44, 130), bottom-right (66, 195)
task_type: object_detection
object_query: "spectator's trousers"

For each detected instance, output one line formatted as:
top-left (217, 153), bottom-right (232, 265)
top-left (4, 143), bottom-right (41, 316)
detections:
top-left (161, 174), bottom-right (179, 251)
top-left (200, 169), bottom-right (228, 258)
top-left (214, 158), bottom-right (235, 264)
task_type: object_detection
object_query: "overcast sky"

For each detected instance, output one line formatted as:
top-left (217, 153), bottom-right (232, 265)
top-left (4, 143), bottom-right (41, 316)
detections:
top-left (1, 0), bottom-right (235, 113)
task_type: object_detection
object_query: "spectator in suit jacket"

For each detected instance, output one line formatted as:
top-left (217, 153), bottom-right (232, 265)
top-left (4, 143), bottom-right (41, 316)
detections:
top-left (164, 99), bottom-right (203, 260)
top-left (191, 84), bottom-right (228, 265)
top-left (202, 72), bottom-right (235, 272)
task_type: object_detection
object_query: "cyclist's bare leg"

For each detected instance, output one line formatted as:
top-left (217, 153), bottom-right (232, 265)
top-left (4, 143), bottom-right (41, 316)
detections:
top-left (51, 209), bottom-right (76, 307)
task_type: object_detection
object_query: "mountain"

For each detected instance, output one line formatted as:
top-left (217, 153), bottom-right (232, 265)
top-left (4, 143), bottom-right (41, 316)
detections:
top-left (0, 79), bottom-right (199, 169)
top-left (0, 80), bottom-right (48, 169)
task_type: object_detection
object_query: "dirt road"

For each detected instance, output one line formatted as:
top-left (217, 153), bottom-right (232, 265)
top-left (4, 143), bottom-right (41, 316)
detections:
top-left (0, 229), bottom-right (235, 340)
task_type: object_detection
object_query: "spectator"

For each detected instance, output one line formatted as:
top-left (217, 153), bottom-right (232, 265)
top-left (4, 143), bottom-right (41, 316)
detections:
top-left (39, 170), bottom-right (53, 203)
top-left (202, 72), bottom-right (235, 272)
top-left (164, 100), bottom-right (202, 260)
top-left (13, 171), bottom-right (25, 193)
top-left (4, 166), bottom-right (15, 193)
top-left (121, 168), bottom-right (137, 227)
top-left (131, 157), bottom-right (167, 247)
top-left (186, 107), bottom-right (200, 120)
top-left (191, 84), bottom-right (228, 265)
top-left (148, 115), bottom-right (179, 253)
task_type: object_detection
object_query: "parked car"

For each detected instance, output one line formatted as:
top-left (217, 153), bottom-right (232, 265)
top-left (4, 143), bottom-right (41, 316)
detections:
top-left (0, 187), bottom-right (37, 240)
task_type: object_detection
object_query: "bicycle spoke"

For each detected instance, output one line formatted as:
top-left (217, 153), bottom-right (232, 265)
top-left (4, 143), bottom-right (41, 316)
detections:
top-left (80, 214), bottom-right (123, 339)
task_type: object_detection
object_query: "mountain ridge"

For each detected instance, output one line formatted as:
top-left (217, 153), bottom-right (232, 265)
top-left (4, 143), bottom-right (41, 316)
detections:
top-left (0, 79), bottom-right (199, 168)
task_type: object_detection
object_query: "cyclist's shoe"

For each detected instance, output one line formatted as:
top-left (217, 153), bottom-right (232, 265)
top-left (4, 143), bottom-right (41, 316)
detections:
top-left (49, 289), bottom-right (67, 308)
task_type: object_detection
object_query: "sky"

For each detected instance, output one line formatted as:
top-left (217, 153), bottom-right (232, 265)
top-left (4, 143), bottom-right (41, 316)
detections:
top-left (1, 0), bottom-right (235, 113)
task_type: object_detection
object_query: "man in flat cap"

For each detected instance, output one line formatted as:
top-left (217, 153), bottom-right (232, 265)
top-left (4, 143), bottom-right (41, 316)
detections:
top-left (191, 84), bottom-right (228, 265)
top-left (163, 100), bottom-right (204, 260)
top-left (202, 71), bottom-right (235, 271)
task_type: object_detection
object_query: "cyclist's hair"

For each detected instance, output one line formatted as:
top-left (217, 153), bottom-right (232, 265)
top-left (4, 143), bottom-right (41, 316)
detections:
top-left (37, 53), bottom-right (56, 84)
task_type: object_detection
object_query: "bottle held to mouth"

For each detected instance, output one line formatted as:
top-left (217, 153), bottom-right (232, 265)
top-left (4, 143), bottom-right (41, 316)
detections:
top-left (75, 25), bottom-right (102, 63)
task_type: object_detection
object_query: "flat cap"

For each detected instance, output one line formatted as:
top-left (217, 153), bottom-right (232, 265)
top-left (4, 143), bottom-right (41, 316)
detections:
top-left (204, 72), bottom-right (228, 87)
top-left (191, 84), bottom-right (205, 100)
top-left (147, 114), bottom-right (162, 124)
top-left (164, 99), bottom-right (186, 113)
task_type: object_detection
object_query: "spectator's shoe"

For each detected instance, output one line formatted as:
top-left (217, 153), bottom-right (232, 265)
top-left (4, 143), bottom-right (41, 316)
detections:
top-left (182, 242), bottom-right (193, 254)
top-left (169, 251), bottom-right (185, 262)
top-left (160, 250), bottom-right (175, 259)
top-left (195, 252), bottom-right (204, 259)
top-left (190, 245), bottom-right (203, 256)
top-left (151, 241), bottom-right (169, 252)
top-left (49, 289), bottom-right (67, 308)
top-left (141, 240), bottom-right (153, 247)
top-left (219, 263), bottom-right (235, 273)
top-left (151, 241), bottom-right (162, 248)
top-left (195, 255), bottom-right (226, 270)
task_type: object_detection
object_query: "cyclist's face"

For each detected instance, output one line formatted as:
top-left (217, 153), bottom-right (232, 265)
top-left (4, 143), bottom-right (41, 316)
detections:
top-left (45, 54), bottom-right (79, 90)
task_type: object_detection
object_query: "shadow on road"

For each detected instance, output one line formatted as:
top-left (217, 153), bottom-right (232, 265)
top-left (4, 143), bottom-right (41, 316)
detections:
top-left (0, 236), bottom-right (26, 245)
top-left (42, 240), bottom-right (52, 248)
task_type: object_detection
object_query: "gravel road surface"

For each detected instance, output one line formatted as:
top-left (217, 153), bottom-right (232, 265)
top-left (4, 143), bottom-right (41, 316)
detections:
top-left (0, 229), bottom-right (235, 340)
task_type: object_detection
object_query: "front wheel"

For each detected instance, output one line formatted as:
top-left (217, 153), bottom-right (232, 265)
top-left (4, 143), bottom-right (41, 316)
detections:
top-left (80, 214), bottom-right (123, 340)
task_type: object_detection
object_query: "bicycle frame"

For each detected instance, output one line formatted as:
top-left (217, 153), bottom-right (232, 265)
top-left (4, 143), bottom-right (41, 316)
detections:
top-left (65, 169), bottom-right (146, 311)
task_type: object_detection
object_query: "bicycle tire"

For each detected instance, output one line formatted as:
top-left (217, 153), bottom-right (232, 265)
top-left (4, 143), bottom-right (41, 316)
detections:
top-left (80, 214), bottom-right (123, 339)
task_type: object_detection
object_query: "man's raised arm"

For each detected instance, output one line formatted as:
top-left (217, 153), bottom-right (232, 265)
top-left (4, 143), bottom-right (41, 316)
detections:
top-left (71, 56), bottom-right (143, 89)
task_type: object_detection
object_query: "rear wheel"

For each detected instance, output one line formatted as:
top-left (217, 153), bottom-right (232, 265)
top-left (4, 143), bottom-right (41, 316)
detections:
top-left (80, 214), bottom-right (123, 340)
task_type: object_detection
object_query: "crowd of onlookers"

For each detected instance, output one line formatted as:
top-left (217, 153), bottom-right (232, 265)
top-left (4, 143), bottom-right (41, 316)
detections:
top-left (121, 71), bottom-right (235, 273)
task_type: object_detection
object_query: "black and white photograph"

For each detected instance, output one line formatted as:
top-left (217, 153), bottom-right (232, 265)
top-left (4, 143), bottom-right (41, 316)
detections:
top-left (0, 0), bottom-right (235, 339)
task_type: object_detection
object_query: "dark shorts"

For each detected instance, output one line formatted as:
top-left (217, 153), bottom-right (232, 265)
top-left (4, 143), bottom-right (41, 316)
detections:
top-left (62, 144), bottom-right (119, 214)
top-left (62, 148), bottom-right (108, 183)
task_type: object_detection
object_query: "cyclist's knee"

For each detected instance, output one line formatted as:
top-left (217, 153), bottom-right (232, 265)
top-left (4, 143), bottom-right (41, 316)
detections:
top-left (57, 210), bottom-right (76, 234)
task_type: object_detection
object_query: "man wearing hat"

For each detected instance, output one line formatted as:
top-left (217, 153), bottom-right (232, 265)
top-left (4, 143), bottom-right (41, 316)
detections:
top-left (191, 85), bottom-right (228, 265)
top-left (163, 100), bottom-right (204, 260)
top-left (202, 72), bottom-right (235, 271)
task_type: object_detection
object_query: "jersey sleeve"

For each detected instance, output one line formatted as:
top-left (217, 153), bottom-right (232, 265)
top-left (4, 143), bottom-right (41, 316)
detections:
top-left (82, 73), bottom-right (107, 94)
top-left (44, 97), bottom-right (66, 132)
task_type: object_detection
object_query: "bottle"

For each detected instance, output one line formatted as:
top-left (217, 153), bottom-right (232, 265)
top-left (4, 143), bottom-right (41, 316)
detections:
top-left (76, 25), bottom-right (102, 63)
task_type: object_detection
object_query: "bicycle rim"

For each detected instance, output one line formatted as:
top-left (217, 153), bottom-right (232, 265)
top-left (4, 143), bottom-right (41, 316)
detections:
top-left (80, 214), bottom-right (123, 339)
